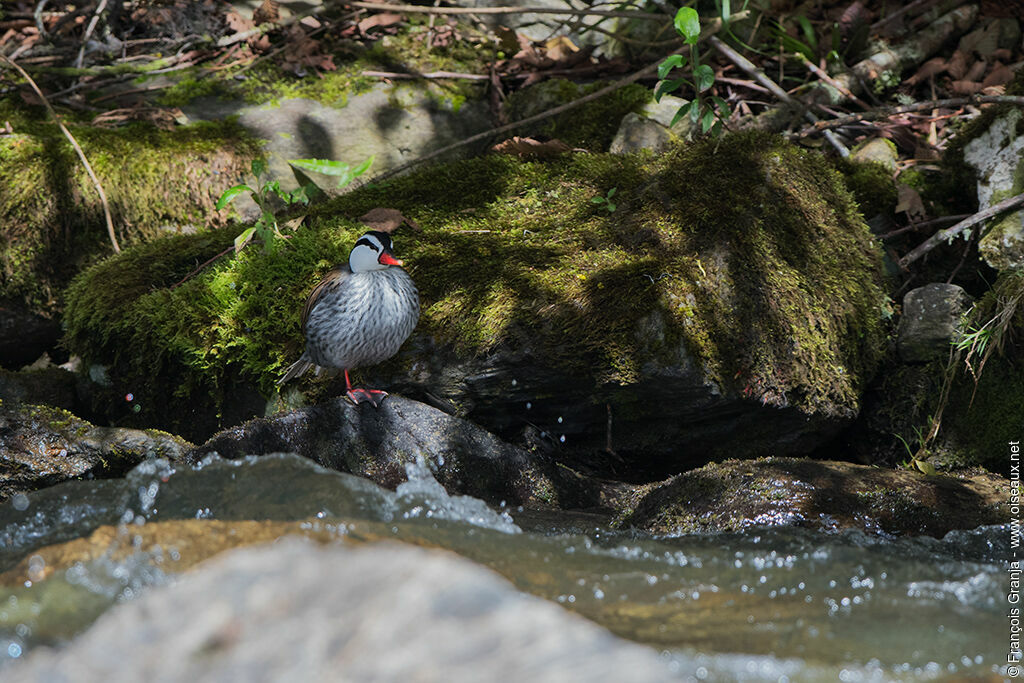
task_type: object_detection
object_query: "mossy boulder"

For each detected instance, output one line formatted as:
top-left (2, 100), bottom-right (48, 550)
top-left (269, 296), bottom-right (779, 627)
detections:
top-left (64, 130), bottom-right (888, 476)
top-left (0, 99), bottom-right (261, 314)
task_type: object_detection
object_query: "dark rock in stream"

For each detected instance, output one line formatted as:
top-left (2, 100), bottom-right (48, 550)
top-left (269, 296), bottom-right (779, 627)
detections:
top-left (189, 395), bottom-right (609, 510)
top-left (0, 306), bottom-right (62, 369)
top-left (0, 403), bottom-right (193, 502)
top-left (5, 539), bottom-right (677, 683)
top-left (620, 456), bottom-right (1010, 538)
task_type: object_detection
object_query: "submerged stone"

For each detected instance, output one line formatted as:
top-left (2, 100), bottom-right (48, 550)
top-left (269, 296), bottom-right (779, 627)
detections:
top-left (620, 456), bottom-right (1010, 538)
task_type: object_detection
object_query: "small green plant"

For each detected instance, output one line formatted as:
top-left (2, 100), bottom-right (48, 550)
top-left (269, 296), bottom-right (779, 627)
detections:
top-left (654, 7), bottom-right (731, 136)
top-left (216, 156), bottom-right (373, 253)
top-left (895, 424), bottom-right (937, 475)
top-left (591, 187), bottom-right (617, 213)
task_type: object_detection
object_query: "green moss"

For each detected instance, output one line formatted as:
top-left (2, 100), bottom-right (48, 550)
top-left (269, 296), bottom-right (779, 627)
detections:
top-left (0, 102), bottom-right (262, 313)
top-left (936, 271), bottom-right (1024, 472)
top-left (158, 23), bottom-right (495, 109)
top-left (504, 79), bottom-right (652, 150)
top-left (833, 158), bottom-right (898, 218)
top-left (65, 130), bottom-right (887, 437)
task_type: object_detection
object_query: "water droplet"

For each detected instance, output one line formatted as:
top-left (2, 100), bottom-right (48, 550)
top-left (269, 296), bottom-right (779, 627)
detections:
top-left (125, 393), bottom-right (134, 402)
top-left (559, 435), bottom-right (566, 443)
top-left (11, 493), bottom-right (28, 511)
top-left (511, 379), bottom-right (517, 387)
top-left (7, 642), bottom-right (21, 658)
top-left (557, 416), bottom-right (563, 424)
top-left (133, 405), bottom-right (141, 413)
top-left (525, 402), bottom-right (532, 410)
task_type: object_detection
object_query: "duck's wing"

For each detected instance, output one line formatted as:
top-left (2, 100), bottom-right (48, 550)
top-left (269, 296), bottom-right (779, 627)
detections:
top-left (301, 265), bottom-right (351, 332)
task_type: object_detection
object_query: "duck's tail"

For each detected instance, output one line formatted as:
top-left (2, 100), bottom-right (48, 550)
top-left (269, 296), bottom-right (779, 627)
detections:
top-left (276, 354), bottom-right (315, 387)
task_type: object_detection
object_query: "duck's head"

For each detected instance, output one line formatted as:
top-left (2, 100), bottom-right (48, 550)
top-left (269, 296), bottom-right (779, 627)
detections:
top-left (349, 231), bottom-right (404, 272)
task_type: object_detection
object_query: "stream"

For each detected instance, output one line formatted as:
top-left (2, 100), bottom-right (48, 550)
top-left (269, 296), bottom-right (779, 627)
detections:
top-left (0, 452), bottom-right (1011, 681)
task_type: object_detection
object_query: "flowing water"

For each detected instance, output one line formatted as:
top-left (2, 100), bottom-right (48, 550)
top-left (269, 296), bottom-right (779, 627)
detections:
top-left (0, 453), bottom-right (1012, 680)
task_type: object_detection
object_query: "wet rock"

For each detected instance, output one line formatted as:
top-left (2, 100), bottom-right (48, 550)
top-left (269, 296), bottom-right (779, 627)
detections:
top-left (620, 457), bottom-right (1009, 538)
top-left (0, 306), bottom-right (61, 369)
top-left (963, 107), bottom-right (1024, 271)
top-left (0, 403), bottom-right (192, 502)
top-left (5, 539), bottom-right (675, 683)
top-left (896, 283), bottom-right (972, 362)
top-left (189, 396), bottom-right (598, 509)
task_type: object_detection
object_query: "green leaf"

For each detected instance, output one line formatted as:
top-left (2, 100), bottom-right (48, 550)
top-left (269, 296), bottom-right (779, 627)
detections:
top-left (711, 120), bottom-right (723, 137)
top-left (606, 187), bottom-right (617, 199)
top-left (689, 99), bottom-right (702, 124)
top-left (251, 159), bottom-right (266, 178)
top-left (215, 185), bottom-right (253, 210)
top-left (654, 78), bottom-right (684, 102)
top-left (591, 197), bottom-right (604, 204)
top-left (658, 54), bottom-right (685, 80)
top-left (694, 64), bottom-right (715, 92)
top-left (701, 107), bottom-right (715, 133)
top-left (711, 95), bottom-right (731, 118)
top-left (669, 101), bottom-right (692, 128)
top-left (674, 7), bottom-right (700, 43)
top-left (288, 158), bottom-right (351, 176)
top-left (351, 155), bottom-right (374, 177)
top-left (233, 226), bottom-right (257, 253)
top-left (795, 15), bottom-right (817, 51)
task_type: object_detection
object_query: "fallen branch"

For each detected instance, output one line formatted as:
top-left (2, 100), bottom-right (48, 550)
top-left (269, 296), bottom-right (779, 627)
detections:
top-left (798, 95), bottom-right (1024, 135)
top-left (345, 2), bottom-right (671, 21)
top-left (0, 55), bottom-right (120, 253)
top-left (708, 35), bottom-right (850, 157)
top-left (170, 245), bottom-right (234, 290)
top-left (363, 69), bottom-right (489, 81)
top-left (899, 192), bottom-right (1024, 268)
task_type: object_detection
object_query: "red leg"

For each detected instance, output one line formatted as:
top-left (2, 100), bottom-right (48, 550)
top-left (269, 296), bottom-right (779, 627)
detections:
top-left (343, 369), bottom-right (389, 407)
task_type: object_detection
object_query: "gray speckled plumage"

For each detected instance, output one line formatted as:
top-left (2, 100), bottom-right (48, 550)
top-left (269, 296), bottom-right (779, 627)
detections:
top-left (277, 237), bottom-right (419, 387)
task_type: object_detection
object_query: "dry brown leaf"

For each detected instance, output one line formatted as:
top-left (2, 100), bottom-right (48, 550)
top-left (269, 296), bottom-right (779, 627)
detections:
top-left (358, 12), bottom-right (404, 33)
top-left (252, 0), bottom-right (280, 25)
top-left (906, 57), bottom-right (946, 85)
top-left (896, 183), bottom-right (926, 221)
top-left (950, 80), bottom-right (985, 95)
top-left (495, 26), bottom-right (520, 53)
top-left (360, 208), bottom-right (420, 233)
top-left (947, 50), bottom-right (968, 80)
top-left (544, 35), bottom-right (579, 62)
top-left (964, 59), bottom-right (987, 82)
top-left (982, 62), bottom-right (1014, 88)
top-left (224, 11), bottom-right (253, 33)
top-left (981, 85), bottom-right (1006, 96)
top-left (492, 136), bottom-right (572, 159)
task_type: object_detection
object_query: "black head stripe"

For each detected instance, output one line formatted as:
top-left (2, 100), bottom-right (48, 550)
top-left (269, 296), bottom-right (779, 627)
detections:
top-left (365, 230), bottom-right (393, 250)
top-left (355, 236), bottom-right (380, 252)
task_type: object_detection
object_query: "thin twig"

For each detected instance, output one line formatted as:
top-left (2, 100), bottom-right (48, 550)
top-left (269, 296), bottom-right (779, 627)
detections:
top-left (75, 0), bottom-right (107, 70)
top-left (170, 245), bottom-right (234, 289)
top-left (899, 192), bottom-right (1024, 268)
top-left (798, 54), bottom-right (870, 110)
top-left (0, 55), bottom-right (120, 253)
top-left (880, 214), bottom-right (969, 240)
top-left (799, 96), bottom-right (1024, 134)
top-left (708, 35), bottom-right (849, 157)
top-left (345, 2), bottom-right (670, 21)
